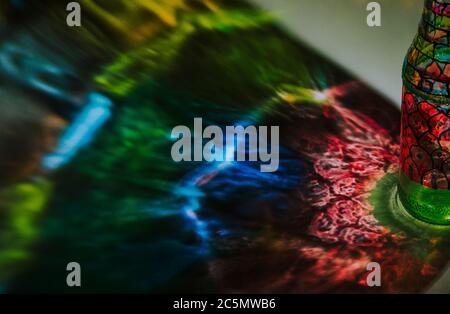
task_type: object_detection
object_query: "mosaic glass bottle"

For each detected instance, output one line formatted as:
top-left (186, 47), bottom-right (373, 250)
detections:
top-left (400, 0), bottom-right (450, 225)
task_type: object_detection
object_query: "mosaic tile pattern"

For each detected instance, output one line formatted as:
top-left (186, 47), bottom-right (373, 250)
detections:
top-left (401, 0), bottom-right (450, 189)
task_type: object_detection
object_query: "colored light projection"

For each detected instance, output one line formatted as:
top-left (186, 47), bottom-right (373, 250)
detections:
top-left (0, 0), bottom-right (448, 293)
top-left (401, 0), bottom-right (450, 225)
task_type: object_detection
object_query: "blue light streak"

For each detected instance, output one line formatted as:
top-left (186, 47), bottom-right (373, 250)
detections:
top-left (42, 93), bottom-right (113, 170)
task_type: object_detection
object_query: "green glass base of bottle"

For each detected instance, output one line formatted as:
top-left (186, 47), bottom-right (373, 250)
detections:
top-left (398, 172), bottom-right (450, 225)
